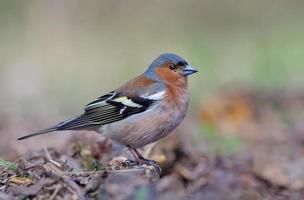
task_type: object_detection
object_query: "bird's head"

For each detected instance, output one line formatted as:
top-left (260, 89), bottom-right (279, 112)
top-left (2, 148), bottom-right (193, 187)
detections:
top-left (144, 53), bottom-right (198, 84)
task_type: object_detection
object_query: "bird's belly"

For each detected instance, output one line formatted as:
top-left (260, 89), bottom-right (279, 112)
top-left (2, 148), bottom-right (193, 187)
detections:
top-left (98, 105), bottom-right (185, 148)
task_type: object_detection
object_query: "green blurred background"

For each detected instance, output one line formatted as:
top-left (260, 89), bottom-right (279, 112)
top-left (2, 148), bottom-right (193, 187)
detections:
top-left (0, 0), bottom-right (304, 157)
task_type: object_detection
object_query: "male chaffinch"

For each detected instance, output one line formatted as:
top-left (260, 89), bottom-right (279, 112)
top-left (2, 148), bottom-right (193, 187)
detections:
top-left (18, 53), bottom-right (198, 164)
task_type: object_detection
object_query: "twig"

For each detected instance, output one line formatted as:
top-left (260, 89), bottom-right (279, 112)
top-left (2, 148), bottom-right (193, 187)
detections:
top-left (65, 171), bottom-right (105, 177)
top-left (64, 168), bottom-right (146, 177)
top-left (62, 176), bottom-right (84, 200)
top-left (49, 184), bottom-right (61, 200)
top-left (43, 147), bottom-right (53, 161)
top-left (31, 171), bottom-right (41, 180)
top-left (43, 149), bottom-right (62, 168)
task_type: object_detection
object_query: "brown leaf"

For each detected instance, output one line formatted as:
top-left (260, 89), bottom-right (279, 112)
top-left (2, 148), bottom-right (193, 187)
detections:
top-left (10, 176), bottom-right (32, 185)
top-left (43, 161), bottom-right (65, 177)
top-left (9, 178), bottom-right (55, 196)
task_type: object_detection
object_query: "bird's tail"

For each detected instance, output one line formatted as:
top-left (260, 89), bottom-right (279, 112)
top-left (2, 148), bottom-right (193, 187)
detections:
top-left (17, 115), bottom-right (100, 140)
top-left (17, 127), bottom-right (58, 140)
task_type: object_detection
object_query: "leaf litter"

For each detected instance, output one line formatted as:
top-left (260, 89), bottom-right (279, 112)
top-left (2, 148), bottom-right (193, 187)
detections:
top-left (1, 88), bottom-right (304, 199)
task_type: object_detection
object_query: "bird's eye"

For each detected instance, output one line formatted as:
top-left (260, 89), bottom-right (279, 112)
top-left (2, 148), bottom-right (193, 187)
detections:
top-left (169, 64), bottom-right (177, 70)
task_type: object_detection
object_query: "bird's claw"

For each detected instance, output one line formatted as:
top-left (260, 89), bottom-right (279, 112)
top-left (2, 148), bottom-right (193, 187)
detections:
top-left (147, 163), bottom-right (162, 177)
top-left (122, 159), bottom-right (161, 173)
top-left (139, 159), bottom-right (162, 176)
top-left (122, 159), bottom-right (139, 167)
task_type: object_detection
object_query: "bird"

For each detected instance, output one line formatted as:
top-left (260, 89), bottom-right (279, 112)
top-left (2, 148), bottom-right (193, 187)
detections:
top-left (18, 53), bottom-right (198, 165)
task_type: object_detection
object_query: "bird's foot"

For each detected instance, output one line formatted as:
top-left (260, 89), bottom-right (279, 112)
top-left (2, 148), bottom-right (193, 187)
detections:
top-left (122, 158), bottom-right (161, 175)
top-left (122, 158), bottom-right (157, 167)
top-left (126, 147), bottom-right (161, 176)
top-left (122, 159), bottom-right (140, 168)
top-left (138, 158), bottom-right (161, 176)
top-left (138, 157), bottom-right (158, 166)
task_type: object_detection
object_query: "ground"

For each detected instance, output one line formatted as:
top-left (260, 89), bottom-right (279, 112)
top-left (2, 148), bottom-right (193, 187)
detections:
top-left (1, 88), bottom-right (304, 199)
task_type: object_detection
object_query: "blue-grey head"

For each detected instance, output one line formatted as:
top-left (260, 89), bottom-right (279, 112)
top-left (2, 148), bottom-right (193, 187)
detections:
top-left (144, 53), bottom-right (198, 82)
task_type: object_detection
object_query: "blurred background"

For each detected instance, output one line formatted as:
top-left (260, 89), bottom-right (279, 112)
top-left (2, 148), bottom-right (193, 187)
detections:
top-left (1, 0), bottom-right (304, 198)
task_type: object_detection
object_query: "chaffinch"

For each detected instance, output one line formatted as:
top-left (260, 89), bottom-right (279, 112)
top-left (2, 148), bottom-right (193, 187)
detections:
top-left (18, 53), bottom-right (198, 164)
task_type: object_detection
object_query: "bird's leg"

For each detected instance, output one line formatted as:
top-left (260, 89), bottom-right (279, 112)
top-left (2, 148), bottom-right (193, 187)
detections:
top-left (128, 147), bottom-right (158, 165)
top-left (126, 146), bottom-right (162, 175)
top-left (127, 147), bottom-right (141, 163)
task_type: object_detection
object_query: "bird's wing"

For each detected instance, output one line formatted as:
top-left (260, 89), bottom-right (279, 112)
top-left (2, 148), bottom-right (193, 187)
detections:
top-left (57, 86), bottom-right (166, 130)
top-left (17, 82), bottom-right (166, 140)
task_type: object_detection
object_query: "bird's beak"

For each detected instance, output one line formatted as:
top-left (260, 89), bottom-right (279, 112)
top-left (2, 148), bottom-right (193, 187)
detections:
top-left (182, 65), bottom-right (198, 76)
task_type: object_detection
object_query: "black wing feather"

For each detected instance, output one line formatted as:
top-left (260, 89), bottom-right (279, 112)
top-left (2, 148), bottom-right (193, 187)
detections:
top-left (57, 92), bottom-right (156, 129)
top-left (18, 91), bottom-right (158, 140)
